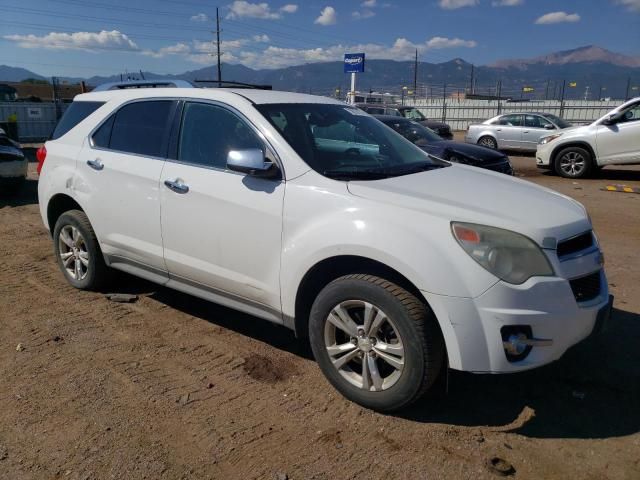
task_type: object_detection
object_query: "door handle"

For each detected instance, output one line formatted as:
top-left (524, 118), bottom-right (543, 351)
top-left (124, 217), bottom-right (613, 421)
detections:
top-left (86, 159), bottom-right (104, 171)
top-left (164, 179), bottom-right (189, 194)
top-left (496, 128), bottom-right (502, 131)
top-left (523, 130), bottom-right (529, 133)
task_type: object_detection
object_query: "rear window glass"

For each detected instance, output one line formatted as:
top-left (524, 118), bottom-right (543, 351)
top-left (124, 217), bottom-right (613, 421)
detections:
top-left (51, 101), bottom-right (104, 140)
top-left (108, 101), bottom-right (174, 157)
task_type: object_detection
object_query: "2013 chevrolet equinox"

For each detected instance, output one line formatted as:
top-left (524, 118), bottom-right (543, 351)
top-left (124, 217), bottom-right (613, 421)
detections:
top-left (37, 84), bottom-right (613, 411)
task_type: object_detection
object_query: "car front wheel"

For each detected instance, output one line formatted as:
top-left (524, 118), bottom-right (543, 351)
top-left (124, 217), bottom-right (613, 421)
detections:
top-left (554, 146), bottom-right (593, 178)
top-left (309, 274), bottom-right (444, 412)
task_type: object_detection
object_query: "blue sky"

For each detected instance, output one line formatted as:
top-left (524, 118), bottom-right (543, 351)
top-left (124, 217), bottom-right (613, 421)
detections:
top-left (1, 0), bottom-right (639, 77)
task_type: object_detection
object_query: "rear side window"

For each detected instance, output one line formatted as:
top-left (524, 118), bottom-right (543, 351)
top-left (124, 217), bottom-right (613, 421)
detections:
top-left (51, 101), bottom-right (104, 140)
top-left (97, 101), bottom-right (174, 157)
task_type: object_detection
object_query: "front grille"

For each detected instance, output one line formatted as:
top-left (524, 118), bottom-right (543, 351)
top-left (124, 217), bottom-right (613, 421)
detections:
top-left (483, 159), bottom-right (513, 175)
top-left (569, 271), bottom-right (601, 302)
top-left (557, 231), bottom-right (593, 258)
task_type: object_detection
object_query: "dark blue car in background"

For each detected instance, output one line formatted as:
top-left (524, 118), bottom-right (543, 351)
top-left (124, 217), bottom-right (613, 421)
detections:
top-left (375, 115), bottom-right (513, 175)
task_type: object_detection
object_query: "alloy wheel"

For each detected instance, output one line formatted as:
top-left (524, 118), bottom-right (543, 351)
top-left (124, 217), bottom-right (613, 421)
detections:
top-left (479, 137), bottom-right (497, 149)
top-left (324, 300), bottom-right (405, 392)
top-left (58, 225), bottom-right (89, 281)
top-left (559, 151), bottom-right (585, 177)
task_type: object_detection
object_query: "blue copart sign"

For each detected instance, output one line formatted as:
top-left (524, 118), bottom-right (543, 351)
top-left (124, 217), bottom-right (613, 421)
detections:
top-left (344, 53), bottom-right (365, 73)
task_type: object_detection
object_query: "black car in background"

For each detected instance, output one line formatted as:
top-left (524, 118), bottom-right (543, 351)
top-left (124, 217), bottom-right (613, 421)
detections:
top-left (376, 115), bottom-right (513, 175)
top-left (357, 104), bottom-right (453, 139)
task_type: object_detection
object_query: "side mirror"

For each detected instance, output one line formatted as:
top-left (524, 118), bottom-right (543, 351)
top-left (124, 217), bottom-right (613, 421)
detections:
top-left (543, 124), bottom-right (555, 130)
top-left (227, 149), bottom-right (279, 178)
top-left (602, 113), bottom-right (618, 126)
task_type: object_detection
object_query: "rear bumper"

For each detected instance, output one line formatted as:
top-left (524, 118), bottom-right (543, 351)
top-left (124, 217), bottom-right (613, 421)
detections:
top-left (0, 159), bottom-right (28, 180)
top-left (423, 269), bottom-right (610, 373)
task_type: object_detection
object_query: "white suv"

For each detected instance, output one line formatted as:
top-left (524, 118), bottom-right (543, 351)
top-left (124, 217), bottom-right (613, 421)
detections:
top-left (37, 82), bottom-right (613, 411)
top-left (537, 97), bottom-right (640, 178)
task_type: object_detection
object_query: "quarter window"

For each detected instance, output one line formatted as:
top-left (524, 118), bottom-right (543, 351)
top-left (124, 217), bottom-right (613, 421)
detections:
top-left (178, 102), bottom-right (263, 169)
top-left (106, 101), bottom-right (174, 157)
top-left (51, 101), bottom-right (104, 140)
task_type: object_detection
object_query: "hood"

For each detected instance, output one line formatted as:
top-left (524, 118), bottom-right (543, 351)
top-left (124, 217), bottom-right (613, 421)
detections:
top-left (347, 164), bottom-right (589, 245)
top-left (423, 141), bottom-right (507, 164)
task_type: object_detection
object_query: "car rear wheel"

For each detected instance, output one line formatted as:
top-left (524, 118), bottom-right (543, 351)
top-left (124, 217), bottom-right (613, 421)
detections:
top-left (554, 147), bottom-right (593, 179)
top-left (53, 209), bottom-right (110, 290)
top-left (478, 136), bottom-right (498, 149)
top-left (309, 274), bottom-right (444, 412)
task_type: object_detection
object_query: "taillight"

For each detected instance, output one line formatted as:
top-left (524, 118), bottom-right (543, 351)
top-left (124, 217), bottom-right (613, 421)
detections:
top-left (36, 145), bottom-right (47, 175)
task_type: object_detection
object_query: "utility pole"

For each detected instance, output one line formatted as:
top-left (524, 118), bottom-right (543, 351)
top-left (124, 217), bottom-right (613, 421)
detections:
top-left (413, 49), bottom-right (418, 96)
top-left (544, 79), bottom-right (550, 100)
top-left (215, 7), bottom-right (222, 87)
top-left (625, 77), bottom-right (631, 100)
top-left (469, 64), bottom-right (475, 95)
top-left (560, 79), bottom-right (566, 117)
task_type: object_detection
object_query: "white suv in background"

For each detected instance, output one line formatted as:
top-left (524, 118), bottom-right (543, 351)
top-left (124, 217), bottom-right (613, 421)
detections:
top-left (537, 97), bottom-right (640, 178)
top-left (37, 82), bottom-right (612, 411)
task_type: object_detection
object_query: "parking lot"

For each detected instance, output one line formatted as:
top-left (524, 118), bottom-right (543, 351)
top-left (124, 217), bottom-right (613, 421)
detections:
top-left (1, 141), bottom-right (639, 480)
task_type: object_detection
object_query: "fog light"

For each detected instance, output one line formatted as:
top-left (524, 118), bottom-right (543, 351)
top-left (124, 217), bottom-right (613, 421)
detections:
top-left (500, 326), bottom-right (553, 362)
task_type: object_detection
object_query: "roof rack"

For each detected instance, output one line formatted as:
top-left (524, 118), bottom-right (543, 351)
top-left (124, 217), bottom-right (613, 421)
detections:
top-left (92, 79), bottom-right (194, 92)
top-left (194, 80), bottom-right (272, 90)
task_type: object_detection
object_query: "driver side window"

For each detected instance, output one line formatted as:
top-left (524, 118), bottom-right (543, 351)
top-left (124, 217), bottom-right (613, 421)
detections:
top-left (619, 104), bottom-right (640, 124)
top-left (178, 102), bottom-right (263, 169)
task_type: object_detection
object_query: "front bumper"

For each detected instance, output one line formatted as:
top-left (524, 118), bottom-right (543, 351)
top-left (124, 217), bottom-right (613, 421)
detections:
top-left (536, 143), bottom-right (553, 168)
top-left (423, 267), bottom-right (610, 373)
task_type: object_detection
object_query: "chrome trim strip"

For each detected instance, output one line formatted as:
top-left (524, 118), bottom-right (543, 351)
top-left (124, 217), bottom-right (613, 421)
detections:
top-left (558, 245), bottom-right (600, 262)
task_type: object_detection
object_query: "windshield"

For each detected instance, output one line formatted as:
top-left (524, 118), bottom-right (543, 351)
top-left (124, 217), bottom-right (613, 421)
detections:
top-left (385, 120), bottom-right (442, 145)
top-left (401, 108), bottom-right (426, 121)
top-left (256, 103), bottom-right (447, 180)
top-left (544, 114), bottom-right (572, 129)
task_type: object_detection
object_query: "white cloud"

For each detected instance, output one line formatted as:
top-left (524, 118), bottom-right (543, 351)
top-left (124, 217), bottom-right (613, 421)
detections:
top-left (315, 6), bottom-right (337, 25)
top-left (190, 13), bottom-right (210, 22)
top-left (352, 9), bottom-right (375, 19)
top-left (235, 35), bottom-right (476, 69)
top-left (3, 30), bottom-right (139, 52)
top-left (491, 0), bottom-right (523, 6)
top-left (535, 11), bottom-right (580, 24)
top-left (226, 1), bottom-right (281, 19)
top-left (438, 0), bottom-right (478, 9)
top-left (425, 36), bottom-right (477, 49)
top-left (362, 0), bottom-right (376, 6)
top-left (280, 4), bottom-right (298, 13)
top-left (615, 0), bottom-right (640, 11)
top-left (253, 34), bottom-right (270, 42)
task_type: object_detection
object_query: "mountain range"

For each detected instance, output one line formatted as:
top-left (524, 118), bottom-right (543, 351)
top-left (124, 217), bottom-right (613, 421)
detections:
top-left (1, 45), bottom-right (639, 100)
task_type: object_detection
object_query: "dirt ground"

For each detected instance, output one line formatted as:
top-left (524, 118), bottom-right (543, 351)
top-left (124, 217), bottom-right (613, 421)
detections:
top-left (1, 141), bottom-right (639, 480)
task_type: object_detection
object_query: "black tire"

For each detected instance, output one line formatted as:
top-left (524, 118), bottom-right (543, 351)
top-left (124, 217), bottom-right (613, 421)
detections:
top-left (478, 136), bottom-right (498, 150)
top-left (554, 146), bottom-right (593, 179)
top-left (309, 274), bottom-right (444, 412)
top-left (53, 209), bottom-right (111, 290)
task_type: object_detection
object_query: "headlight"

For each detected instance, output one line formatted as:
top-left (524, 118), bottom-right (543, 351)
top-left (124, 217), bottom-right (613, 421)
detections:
top-left (451, 222), bottom-right (554, 284)
top-left (539, 133), bottom-right (562, 145)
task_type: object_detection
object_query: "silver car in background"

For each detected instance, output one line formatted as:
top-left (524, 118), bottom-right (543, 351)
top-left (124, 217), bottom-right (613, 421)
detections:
top-left (465, 113), bottom-right (572, 151)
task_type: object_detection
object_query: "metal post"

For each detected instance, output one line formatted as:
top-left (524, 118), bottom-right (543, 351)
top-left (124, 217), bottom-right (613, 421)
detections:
top-left (497, 80), bottom-right (502, 115)
top-left (625, 77), bottom-right (631, 100)
top-left (413, 49), bottom-right (418, 95)
top-left (559, 79), bottom-right (566, 118)
top-left (442, 83), bottom-right (447, 123)
top-left (349, 72), bottom-right (356, 105)
top-left (216, 7), bottom-right (222, 87)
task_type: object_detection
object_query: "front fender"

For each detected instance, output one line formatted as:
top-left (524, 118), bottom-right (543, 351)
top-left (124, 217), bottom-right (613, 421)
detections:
top-left (280, 175), bottom-right (498, 319)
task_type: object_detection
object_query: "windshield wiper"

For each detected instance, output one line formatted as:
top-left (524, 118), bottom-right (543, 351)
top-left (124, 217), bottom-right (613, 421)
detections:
top-left (322, 169), bottom-right (391, 180)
